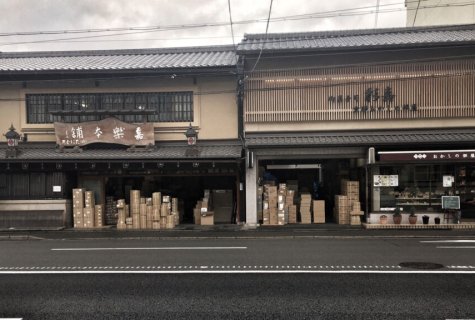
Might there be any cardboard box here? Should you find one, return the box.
[269,207,278,225]
[313,200,325,224]
[94,204,104,227]
[193,208,201,225]
[263,209,270,225]
[288,205,297,224]
[277,210,286,225]
[84,191,95,209]
[201,212,214,225]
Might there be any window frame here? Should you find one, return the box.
[26,92,194,124]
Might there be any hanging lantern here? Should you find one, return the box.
[185,123,198,146]
[4,124,21,158]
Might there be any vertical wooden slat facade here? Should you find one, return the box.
[244,60,475,123]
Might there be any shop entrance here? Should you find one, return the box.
[258,158,365,223]
[104,175,237,224]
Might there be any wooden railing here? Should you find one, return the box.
[244,60,475,123]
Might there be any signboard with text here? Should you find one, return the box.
[373,175,399,187]
[54,117,155,147]
[378,150,475,162]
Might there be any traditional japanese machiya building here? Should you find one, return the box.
[0,46,242,228]
[237,24,475,226]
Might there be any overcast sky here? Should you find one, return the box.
[0,0,407,52]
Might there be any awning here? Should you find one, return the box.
[0,140,243,162]
[245,129,475,148]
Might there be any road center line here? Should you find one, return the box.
[421,240,475,243]
[436,246,475,249]
[51,247,248,251]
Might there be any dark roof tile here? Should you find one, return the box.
[245,129,475,147]
[238,24,475,53]
[0,141,242,161]
[0,45,237,72]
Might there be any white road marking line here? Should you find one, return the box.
[0,318,23,320]
[1,270,474,275]
[51,246,247,251]
[421,240,475,243]
[437,246,475,249]
[0,264,430,272]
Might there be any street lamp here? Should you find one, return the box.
[4,124,21,158]
[185,123,198,146]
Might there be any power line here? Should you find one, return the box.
[0,52,474,87]
[0,71,473,100]
[248,0,274,74]
[0,0,414,38]
[243,49,475,73]
[412,0,422,26]
[0,0,471,48]
[227,0,238,65]
[374,0,381,28]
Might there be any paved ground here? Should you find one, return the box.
[0,274,474,320]
[1,229,474,319]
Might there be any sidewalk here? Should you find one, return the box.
[1,223,475,240]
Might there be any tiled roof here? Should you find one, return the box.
[0,45,237,72]
[0,141,242,161]
[237,24,475,53]
[245,129,475,147]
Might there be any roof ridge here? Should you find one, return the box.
[0,44,236,58]
[243,23,475,41]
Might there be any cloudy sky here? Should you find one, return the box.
[0,0,407,52]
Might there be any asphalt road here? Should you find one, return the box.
[1,237,475,270]
[0,237,474,319]
[0,274,474,320]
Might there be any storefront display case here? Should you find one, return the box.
[371,149,475,221]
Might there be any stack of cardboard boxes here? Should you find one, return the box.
[95,204,104,227]
[112,190,179,230]
[259,182,328,225]
[83,191,95,228]
[72,188,85,228]
[277,184,287,225]
[334,195,349,224]
[313,200,325,224]
[72,188,105,229]
[287,190,297,224]
[262,185,278,225]
[116,199,126,230]
[195,190,214,225]
[333,180,360,225]
[152,192,161,230]
[300,193,312,224]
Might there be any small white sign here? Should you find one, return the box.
[389,175,399,187]
[443,175,454,187]
[53,185,62,192]
[374,175,399,187]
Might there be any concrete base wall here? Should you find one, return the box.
[0,200,72,228]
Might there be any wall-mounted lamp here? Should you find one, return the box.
[4,124,21,158]
[185,123,198,146]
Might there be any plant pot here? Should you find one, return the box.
[422,216,429,225]
[380,215,388,225]
[393,215,402,225]
[408,215,418,225]
[434,217,441,225]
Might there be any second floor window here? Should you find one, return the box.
[26,92,194,124]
